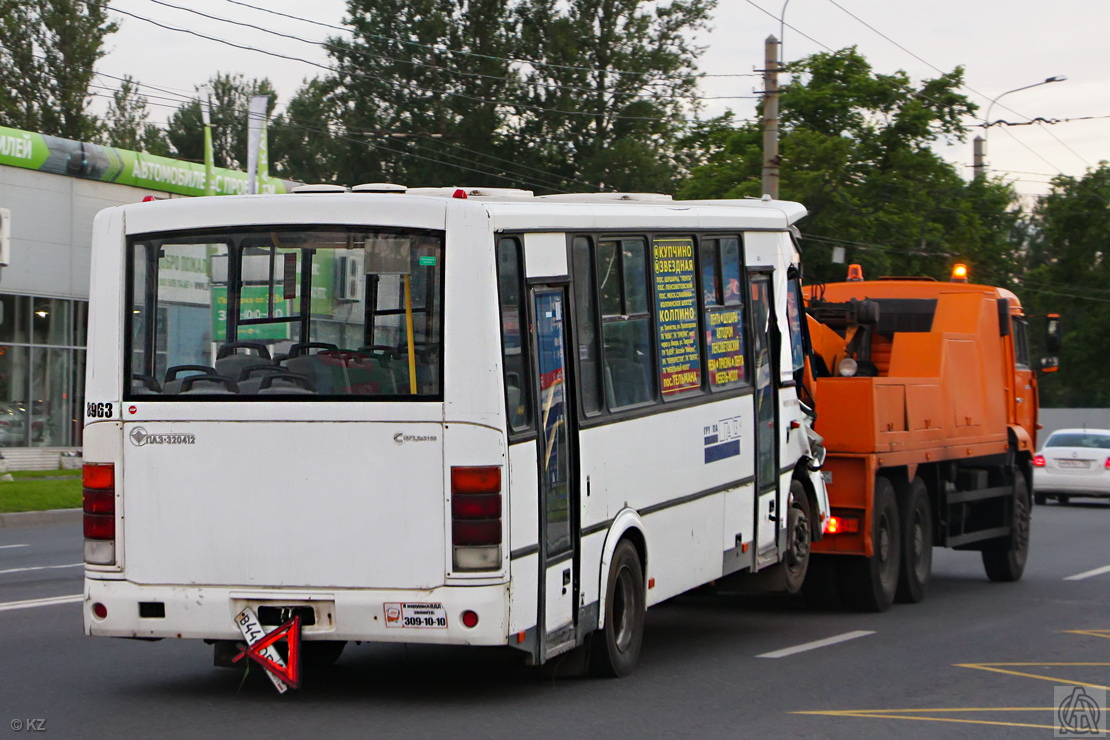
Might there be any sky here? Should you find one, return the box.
[96,0,1110,201]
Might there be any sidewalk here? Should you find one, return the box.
[0,508,82,529]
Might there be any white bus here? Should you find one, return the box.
[82,185,829,679]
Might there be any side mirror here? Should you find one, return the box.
[1045,313,1062,354]
[1039,356,1059,374]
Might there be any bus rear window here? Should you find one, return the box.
[126,227,444,400]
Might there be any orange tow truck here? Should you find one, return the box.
[800,265,1060,611]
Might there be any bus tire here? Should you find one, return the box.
[895,477,932,604]
[783,480,812,595]
[590,539,645,678]
[840,477,900,612]
[982,474,1031,582]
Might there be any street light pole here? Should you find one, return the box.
[973,75,1067,180]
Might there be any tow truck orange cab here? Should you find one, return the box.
[800,264,1061,611]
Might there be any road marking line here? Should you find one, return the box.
[0,544,29,550]
[757,630,875,658]
[0,563,83,576]
[957,662,1110,691]
[0,594,83,612]
[793,708,1056,730]
[1064,565,1110,581]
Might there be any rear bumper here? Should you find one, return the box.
[84,578,510,645]
[1034,471,1110,497]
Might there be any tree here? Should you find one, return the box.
[678,48,1021,285]
[100,74,171,155]
[0,0,117,140]
[327,0,521,188]
[511,0,713,192]
[1019,164,1110,407]
[166,73,277,169]
[269,78,343,184]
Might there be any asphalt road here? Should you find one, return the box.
[2,501,1108,739]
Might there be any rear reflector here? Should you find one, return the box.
[461,610,479,628]
[1033,455,1046,467]
[452,493,501,519]
[84,513,115,540]
[452,519,502,546]
[83,488,114,514]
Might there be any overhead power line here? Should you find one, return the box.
[218,0,759,81]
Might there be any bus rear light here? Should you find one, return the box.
[92,602,108,619]
[83,488,114,514]
[451,493,501,519]
[83,462,116,564]
[1033,455,1046,467]
[452,519,502,546]
[1105,456,1110,470]
[453,545,501,571]
[84,513,115,540]
[825,515,861,535]
[451,466,503,571]
[83,462,114,490]
[451,466,501,494]
[461,610,479,628]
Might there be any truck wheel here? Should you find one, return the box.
[840,478,901,612]
[895,477,933,604]
[782,480,812,595]
[590,540,645,677]
[982,474,1031,582]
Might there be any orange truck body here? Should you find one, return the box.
[803,278,1039,559]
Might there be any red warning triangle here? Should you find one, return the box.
[233,616,301,689]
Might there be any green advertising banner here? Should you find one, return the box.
[0,124,298,197]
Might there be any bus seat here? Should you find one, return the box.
[255,373,315,395]
[215,341,273,381]
[163,365,218,394]
[131,374,161,394]
[238,365,310,394]
[281,343,348,394]
[178,374,238,394]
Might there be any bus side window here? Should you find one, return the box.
[497,237,533,433]
[571,237,602,415]
[599,238,656,409]
[701,237,747,389]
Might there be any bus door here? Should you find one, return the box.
[530,286,579,659]
[749,273,780,567]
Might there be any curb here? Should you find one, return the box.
[0,508,82,529]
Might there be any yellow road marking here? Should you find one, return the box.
[793,708,1057,730]
[795,629,1110,728]
[956,662,1110,691]
[1063,629,1110,640]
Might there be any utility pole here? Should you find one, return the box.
[762,35,781,199]
[972,135,985,180]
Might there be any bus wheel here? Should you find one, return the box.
[982,474,1031,582]
[590,540,645,678]
[840,477,901,612]
[895,477,933,604]
[783,480,812,595]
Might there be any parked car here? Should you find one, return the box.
[0,403,25,446]
[1033,428,1110,505]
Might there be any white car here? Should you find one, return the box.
[1033,428,1110,505]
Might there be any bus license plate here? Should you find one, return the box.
[384,602,448,629]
